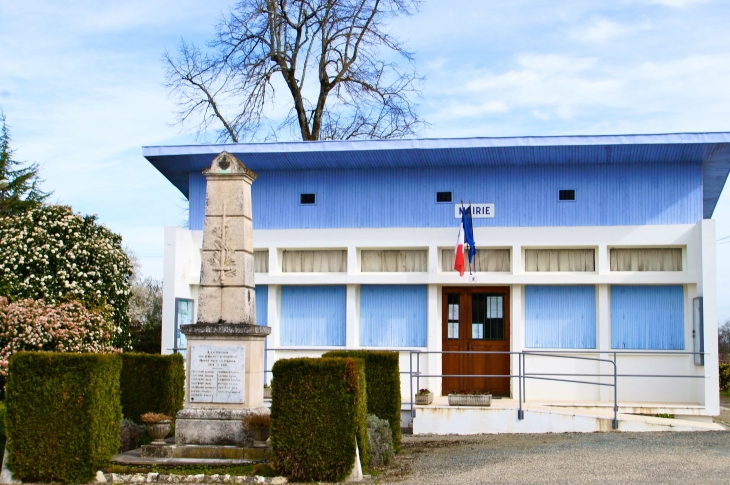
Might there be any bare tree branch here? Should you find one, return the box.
[164,0,424,142]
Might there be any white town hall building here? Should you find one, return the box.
[144,132,730,432]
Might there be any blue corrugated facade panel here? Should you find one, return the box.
[148,133,730,218]
[611,285,685,350]
[189,172,206,231]
[280,285,346,346]
[360,285,428,347]
[255,285,269,381]
[525,286,597,349]
[255,285,268,326]
[189,163,701,230]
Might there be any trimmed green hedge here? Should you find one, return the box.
[270,357,369,482]
[324,350,402,452]
[120,352,185,424]
[0,401,6,451]
[720,363,730,392]
[5,352,122,484]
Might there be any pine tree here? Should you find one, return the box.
[0,112,51,216]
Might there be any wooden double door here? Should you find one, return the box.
[442,287,511,397]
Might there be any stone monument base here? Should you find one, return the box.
[244,445,273,461]
[138,443,272,461]
[175,407,269,446]
[177,322,270,447]
[140,444,245,459]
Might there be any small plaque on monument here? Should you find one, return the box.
[189,345,246,404]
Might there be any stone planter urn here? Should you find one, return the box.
[415,391,434,405]
[249,427,270,447]
[263,386,271,399]
[448,394,492,407]
[147,421,172,444]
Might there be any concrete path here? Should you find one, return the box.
[378,431,730,484]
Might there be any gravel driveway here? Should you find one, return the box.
[377,431,730,485]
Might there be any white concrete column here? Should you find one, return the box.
[597,244,609,275]
[595,280,609,421]
[426,284,441,397]
[597,284,612,401]
[699,219,719,414]
[269,247,280,275]
[597,248,610,405]
[512,245,522,275]
[428,244,439,275]
[161,226,199,355]
[511,285,523,400]
[348,245,359,275]
[346,284,359,348]
[162,227,178,356]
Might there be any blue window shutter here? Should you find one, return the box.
[360,285,427,347]
[255,285,269,382]
[525,285,596,349]
[255,285,268,326]
[280,286,346,346]
[611,285,684,350]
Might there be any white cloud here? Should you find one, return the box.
[514,54,599,74]
[569,17,652,44]
[462,54,623,119]
[436,101,509,120]
[645,0,713,7]
[431,52,730,128]
[427,58,448,71]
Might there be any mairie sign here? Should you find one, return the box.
[454,203,495,219]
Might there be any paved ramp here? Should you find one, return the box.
[413,397,724,434]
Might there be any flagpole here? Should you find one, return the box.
[468,201,473,276]
[461,201,470,276]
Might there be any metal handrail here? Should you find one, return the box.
[408,350,618,428]
[408,350,707,430]
[259,347,705,430]
[524,350,702,354]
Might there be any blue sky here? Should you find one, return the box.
[2,0,730,319]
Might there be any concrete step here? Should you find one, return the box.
[113,452,253,466]
[113,445,271,466]
[141,444,245,459]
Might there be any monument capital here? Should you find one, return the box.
[203,151,257,182]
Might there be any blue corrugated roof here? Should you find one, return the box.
[142,132,730,218]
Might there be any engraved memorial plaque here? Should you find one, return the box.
[189,345,246,403]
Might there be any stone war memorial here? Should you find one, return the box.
[174,151,271,446]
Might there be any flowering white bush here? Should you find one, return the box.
[0,297,118,375]
[0,205,133,348]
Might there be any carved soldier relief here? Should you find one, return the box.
[209,202,237,285]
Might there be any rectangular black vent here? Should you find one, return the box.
[559,189,576,201]
[436,191,452,203]
[300,193,316,205]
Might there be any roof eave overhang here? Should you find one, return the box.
[143,132,730,218]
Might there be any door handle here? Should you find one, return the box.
[467,342,471,352]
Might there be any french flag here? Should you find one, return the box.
[454,218,465,276]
